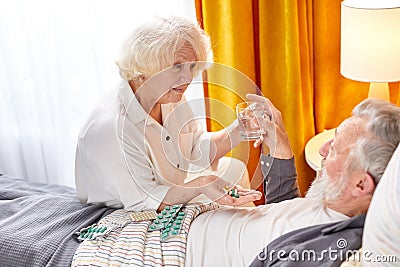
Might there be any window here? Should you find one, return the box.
[0,0,205,187]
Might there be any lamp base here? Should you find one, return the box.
[368,82,390,101]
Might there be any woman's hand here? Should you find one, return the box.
[217,185,262,206]
[246,94,293,159]
[198,175,262,206]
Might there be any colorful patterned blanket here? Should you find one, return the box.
[72,202,218,267]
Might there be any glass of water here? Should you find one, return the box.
[236,101,265,141]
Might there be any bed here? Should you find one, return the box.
[0,173,218,267]
[1,144,399,267]
[0,173,359,267]
[0,174,115,267]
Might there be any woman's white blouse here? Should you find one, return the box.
[75,80,212,211]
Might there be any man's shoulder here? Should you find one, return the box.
[249,213,365,267]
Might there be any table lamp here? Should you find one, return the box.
[340,0,400,101]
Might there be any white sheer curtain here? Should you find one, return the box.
[0,0,204,187]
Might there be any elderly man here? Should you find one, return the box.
[185,96,400,267]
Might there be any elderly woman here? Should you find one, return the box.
[75,17,261,212]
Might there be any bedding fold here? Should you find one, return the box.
[0,175,114,267]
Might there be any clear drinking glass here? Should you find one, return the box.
[236,101,264,140]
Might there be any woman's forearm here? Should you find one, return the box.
[209,120,242,163]
[159,175,217,211]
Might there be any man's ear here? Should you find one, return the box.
[352,172,376,196]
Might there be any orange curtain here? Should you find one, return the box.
[195,0,400,201]
[195,0,264,204]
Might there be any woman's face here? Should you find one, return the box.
[136,42,197,109]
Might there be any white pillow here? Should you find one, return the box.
[362,145,400,266]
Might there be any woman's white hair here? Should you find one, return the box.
[345,98,400,185]
[116,16,213,80]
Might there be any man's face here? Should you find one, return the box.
[306,116,367,202]
[323,117,367,183]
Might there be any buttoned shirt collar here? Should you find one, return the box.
[117,79,156,126]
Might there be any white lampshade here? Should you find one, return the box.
[341,0,400,82]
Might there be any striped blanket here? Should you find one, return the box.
[72,202,218,267]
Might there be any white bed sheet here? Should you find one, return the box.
[186,197,348,267]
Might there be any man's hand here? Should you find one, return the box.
[246,94,293,159]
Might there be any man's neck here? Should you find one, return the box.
[325,195,372,217]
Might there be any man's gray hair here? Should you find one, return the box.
[116,16,213,81]
[346,98,400,184]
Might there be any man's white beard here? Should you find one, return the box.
[305,167,347,203]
